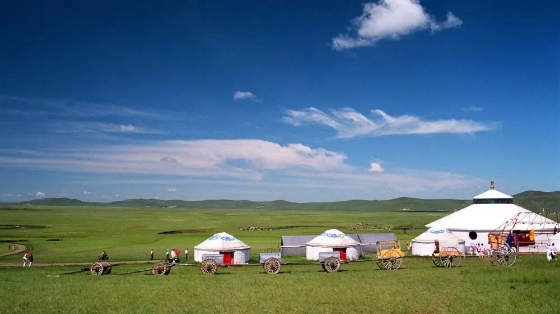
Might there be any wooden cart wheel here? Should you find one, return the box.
[448,249,462,268]
[151,262,169,275]
[263,257,280,275]
[381,250,402,270]
[101,262,112,274]
[200,258,218,275]
[323,256,340,273]
[432,256,442,267]
[501,247,517,267]
[375,259,385,269]
[90,262,104,275]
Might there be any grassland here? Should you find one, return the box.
[0,205,559,314]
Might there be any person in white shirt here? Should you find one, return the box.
[185,248,189,261]
[546,243,557,261]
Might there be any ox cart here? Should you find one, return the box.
[432,239,464,268]
[488,233,518,266]
[375,240,404,270]
[199,251,343,275]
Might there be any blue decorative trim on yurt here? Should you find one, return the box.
[208,235,236,241]
[321,232,344,238]
[429,229,450,234]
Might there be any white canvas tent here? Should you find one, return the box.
[306,229,362,261]
[426,182,558,253]
[547,233,560,251]
[411,228,466,256]
[194,232,251,264]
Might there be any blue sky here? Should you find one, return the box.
[0,0,558,202]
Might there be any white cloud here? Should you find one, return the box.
[332,0,463,50]
[115,194,120,197]
[233,91,259,101]
[0,140,349,181]
[83,191,92,195]
[368,162,384,172]
[120,124,136,132]
[35,191,46,198]
[463,106,484,112]
[283,107,498,138]
[0,139,484,198]
[0,193,14,198]
[167,188,177,192]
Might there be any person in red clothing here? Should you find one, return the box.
[22,252,33,267]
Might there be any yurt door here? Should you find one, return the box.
[221,252,233,265]
[333,248,346,260]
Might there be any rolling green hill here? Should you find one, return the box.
[4,190,559,213]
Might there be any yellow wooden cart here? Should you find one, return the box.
[432,239,463,268]
[376,240,405,270]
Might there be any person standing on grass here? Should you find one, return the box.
[165,249,169,260]
[185,248,189,261]
[150,249,154,260]
[22,253,27,267]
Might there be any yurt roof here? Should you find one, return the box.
[473,189,512,199]
[306,229,361,247]
[412,228,464,243]
[194,232,251,251]
[549,233,560,240]
[426,204,557,231]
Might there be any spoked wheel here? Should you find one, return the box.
[432,255,442,267]
[448,255,462,267]
[151,262,169,275]
[101,262,112,274]
[200,259,218,275]
[500,247,517,266]
[323,256,341,273]
[263,257,281,275]
[90,262,104,275]
[375,259,385,269]
[381,250,402,270]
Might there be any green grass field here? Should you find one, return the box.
[0,206,559,314]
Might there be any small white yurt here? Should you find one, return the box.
[548,233,560,251]
[305,229,362,261]
[194,232,251,265]
[411,228,466,256]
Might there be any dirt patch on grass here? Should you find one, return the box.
[127,225,146,230]
[0,239,29,243]
[0,207,50,212]
[239,225,333,231]
[0,224,47,229]
[158,229,209,235]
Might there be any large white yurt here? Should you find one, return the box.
[193,232,251,265]
[548,233,560,250]
[306,229,362,261]
[426,181,558,253]
[411,228,466,256]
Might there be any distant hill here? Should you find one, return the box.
[4,190,559,213]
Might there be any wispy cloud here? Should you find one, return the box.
[463,106,484,112]
[35,191,46,198]
[0,139,483,197]
[167,188,177,192]
[0,95,166,119]
[282,107,498,138]
[233,91,259,102]
[332,0,463,50]
[83,191,92,195]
